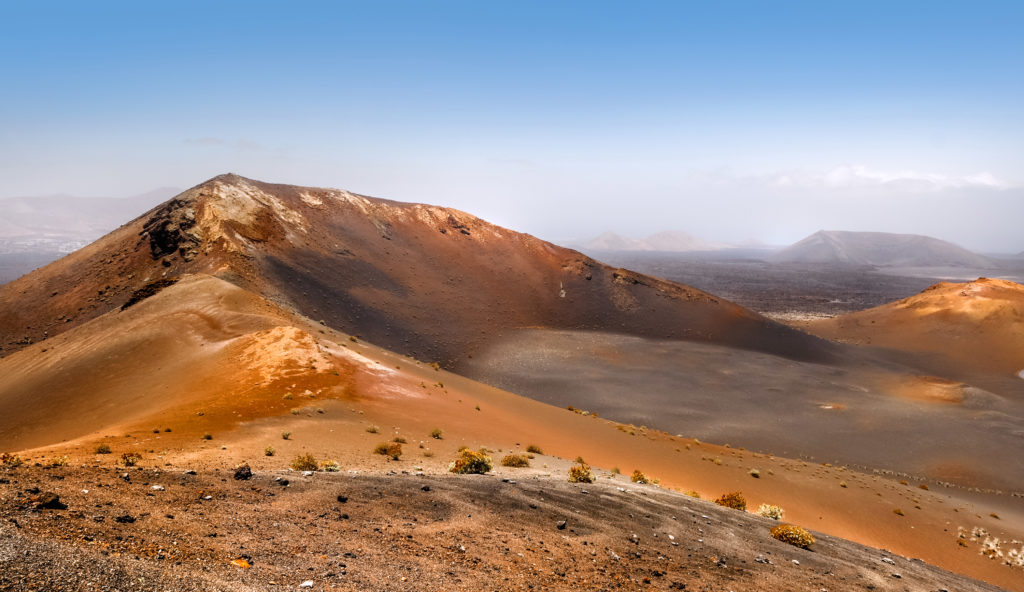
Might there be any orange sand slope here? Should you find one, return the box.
[808,277,1024,377]
[1,274,1022,591]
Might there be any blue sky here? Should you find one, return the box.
[1,1,1022,250]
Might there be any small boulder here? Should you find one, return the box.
[233,464,253,481]
[35,493,67,510]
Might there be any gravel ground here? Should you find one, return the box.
[0,464,1005,591]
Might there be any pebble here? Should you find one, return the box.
[151,485,165,491]
[556,520,567,530]
[299,580,314,588]
[302,471,314,477]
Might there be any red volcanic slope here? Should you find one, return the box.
[0,174,835,365]
[807,277,1024,376]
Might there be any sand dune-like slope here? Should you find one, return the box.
[0,174,834,366]
[807,277,1024,377]
[0,274,1021,589]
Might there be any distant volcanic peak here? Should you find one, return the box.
[773,230,991,267]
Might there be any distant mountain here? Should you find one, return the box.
[0,187,179,283]
[581,230,726,252]
[0,187,180,243]
[772,230,993,267]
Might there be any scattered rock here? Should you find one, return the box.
[34,493,67,510]
[337,495,348,503]
[556,520,567,530]
[114,514,136,524]
[420,485,431,492]
[231,558,251,569]
[299,580,314,588]
[151,485,165,491]
[234,464,252,481]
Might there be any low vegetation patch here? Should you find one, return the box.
[756,504,784,520]
[290,453,318,471]
[49,456,69,468]
[449,449,493,474]
[568,463,594,484]
[374,442,403,460]
[770,524,815,549]
[525,444,543,454]
[429,428,444,439]
[500,453,530,468]
[321,459,340,472]
[120,452,142,467]
[1,453,23,467]
[95,444,112,454]
[366,425,380,434]
[714,491,746,511]
[264,445,276,456]
[630,470,650,484]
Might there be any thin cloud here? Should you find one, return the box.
[818,165,1007,191]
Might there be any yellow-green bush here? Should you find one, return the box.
[449,449,493,474]
[770,524,815,549]
[500,453,530,468]
[714,491,746,511]
[290,453,318,471]
[568,463,594,484]
[630,470,650,484]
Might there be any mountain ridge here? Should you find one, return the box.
[0,174,835,366]
[772,229,993,267]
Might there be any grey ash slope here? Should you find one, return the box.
[772,230,993,267]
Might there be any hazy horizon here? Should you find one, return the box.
[2,1,1023,252]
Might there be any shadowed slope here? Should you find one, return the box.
[0,174,835,366]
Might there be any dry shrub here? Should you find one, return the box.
[568,463,594,484]
[290,453,318,471]
[630,470,650,484]
[449,449,493,474]
[756,504,784,520]
[525,444,543,454]
[714,491,746,511]
[49,456,69,468]
[770,524,815,549]
[95,444,112,454]
[500,454,530,468]
[373,442,402,460]
[429,428,444,440]
[120,452,142,467]
[1,453,24,467]
[321,459,340,472]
